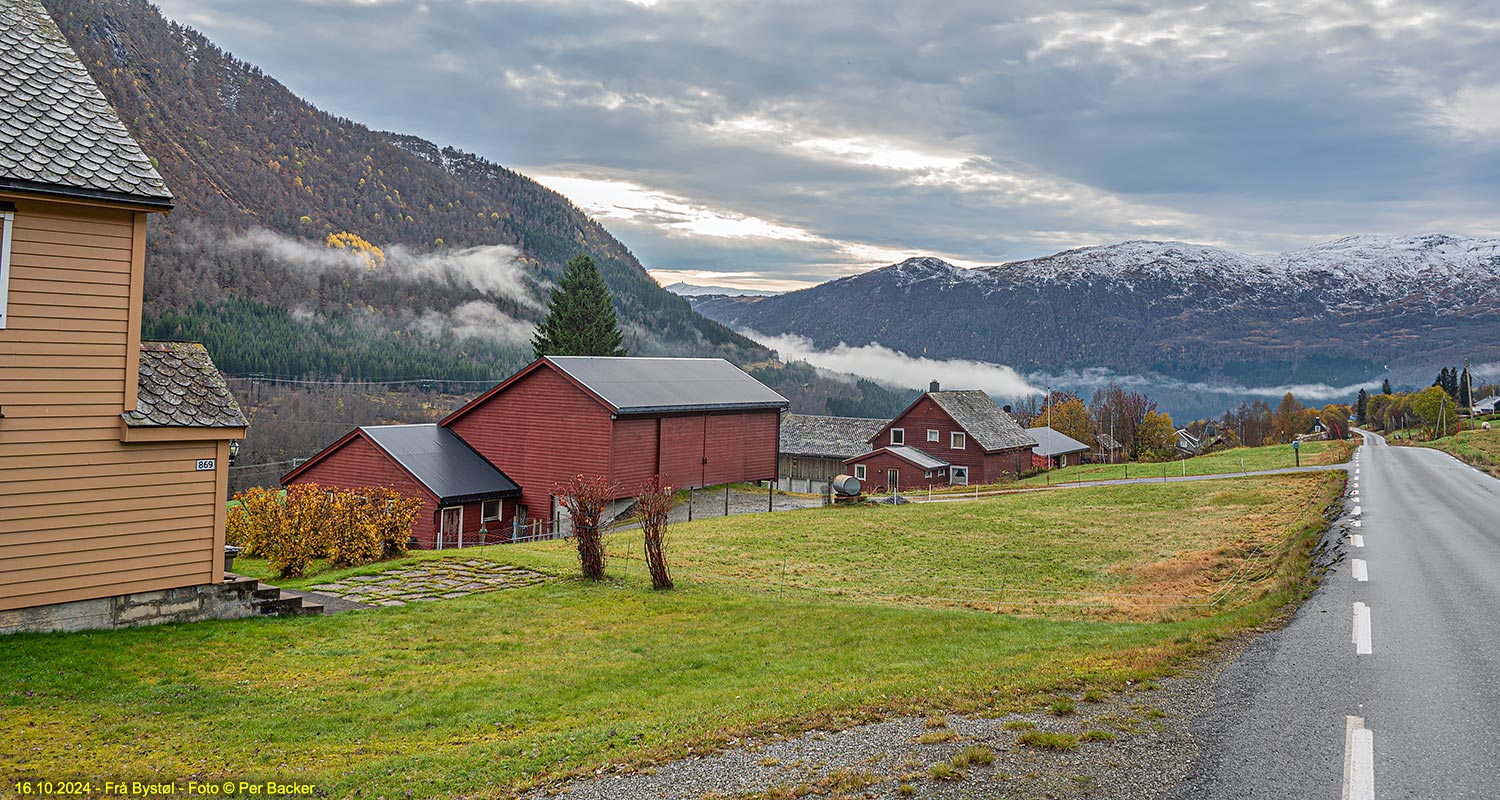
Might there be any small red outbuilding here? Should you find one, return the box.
[282,424,521,549]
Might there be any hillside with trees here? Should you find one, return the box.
[43,0,768,382]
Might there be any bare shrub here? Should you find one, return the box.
[556,474,616,581]
[634,475,675,590]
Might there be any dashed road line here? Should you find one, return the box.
[1343,716,1375,800]
[1352,602,1373,655]
[1353,505,1362,516]
[1352,558,1368,582]
[1352,534,1365,547]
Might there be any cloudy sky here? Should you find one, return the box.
[155,0,1500,291]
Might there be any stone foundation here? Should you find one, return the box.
[0,578,261,635]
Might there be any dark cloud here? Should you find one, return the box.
[155,0,1500,288]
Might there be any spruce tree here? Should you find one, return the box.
[1356,388,1369,423]
[1381,378,1393,395]
[531,254,627,359]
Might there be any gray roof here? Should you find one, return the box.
[547,356,788,415]
[780,414,888,459]
[926,390,1038,452]
[1027,426,1092,457]
[124,341,248,428]
[1475,395,1499,412]
[361,424,520,504]
[885,445,949,470]
[0,0,172,204]
[850,445,949,470]
[1096,432,1124,450]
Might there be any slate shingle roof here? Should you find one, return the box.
[0,0,172,204]
[927,390,1037,452]
[124,341,248,428]
[779,414,889,459]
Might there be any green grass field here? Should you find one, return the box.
[1010,439,1354,487]
[4,473,1342,798]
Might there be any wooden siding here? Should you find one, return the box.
[0,197,232,612]
[283,434,442,548]
[610,416,660,493]
[984,448,1031,482]
[874,396,994,479]
[844,450,950,491]
[657,414,706,489]
[446,366,614,516]
[779,454,846,482]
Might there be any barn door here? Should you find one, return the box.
[887,468,899,493]
[439,506,463,550]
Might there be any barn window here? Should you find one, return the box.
[924,470,931,478]
[482,499,502,521]
[951,432,966,449]
[0,204,12,330]
[951,466,969,485]
[926,429,939,442]
[890,428,905,445]
[854,464,866,480]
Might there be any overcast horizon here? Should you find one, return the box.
[154,0,1500,292]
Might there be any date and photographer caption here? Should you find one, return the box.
[10,780,318,797]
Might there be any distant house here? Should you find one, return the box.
[850,382,1036,487]
[1474,395,1499,415]
[282,424,521,549]
[1174,429,1201,457]
[777,414,887,492]
[2,0,249,633]
[1028,427,1091,469]
[1095,432,1127,463]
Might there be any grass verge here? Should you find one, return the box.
[3,473,1342,798]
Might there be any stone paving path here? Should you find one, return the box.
[307,558,549,607]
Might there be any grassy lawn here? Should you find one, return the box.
[3,473,1342,798]
[1010,439,1354,487]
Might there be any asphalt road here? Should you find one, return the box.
[1167,430,1500,799]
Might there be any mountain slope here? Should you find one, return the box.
[695,235,1500,390]
[43,0,766,379]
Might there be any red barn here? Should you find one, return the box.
[853,383,1036,486]
[442,356,789,526]
[282,424,521,549]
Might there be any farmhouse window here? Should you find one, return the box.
[482,499,502,521]
[951,466,969,485]
[951,432,966,449]
[926,429,939,442]
[890,428,905,445]
[924,471,931,478]
[0,205,11,330]
[854,464,866,480]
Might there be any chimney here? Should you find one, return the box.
[1002,404,1013,413]
[929,380,940,393]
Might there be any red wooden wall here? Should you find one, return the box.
[845,450,950,491]
[447,367,614,516]
[284,434,441,547]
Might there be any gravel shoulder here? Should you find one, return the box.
[524,633,1261,800]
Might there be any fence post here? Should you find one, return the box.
[725,484,730,516]
[689,487,694,522]
[768,483,774,512]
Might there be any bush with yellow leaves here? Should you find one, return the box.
[226,483,423,578]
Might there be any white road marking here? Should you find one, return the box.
[1344,716,1376,800]
[1352,559,1368,582]
[1353,505,1362,516]
[1353,519,1362,528]
[1352,534,1365,547]
[1353,602,1372,655]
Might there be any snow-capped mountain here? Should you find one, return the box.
[690,234,1500,403]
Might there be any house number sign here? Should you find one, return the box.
[195,459,217,471]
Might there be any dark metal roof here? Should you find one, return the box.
[926,390,1037,452]
[546,356,789,415]
[1095,432,1125,451]
[361,424,520,504]
[779,414,888,459]
[1027,426,1092,457]
[0,0,172,204]
[123,341,248,428]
